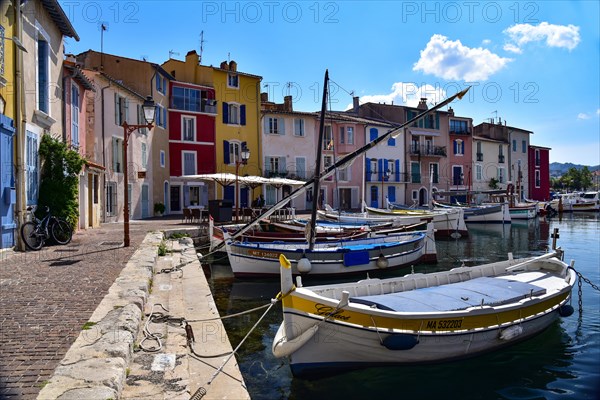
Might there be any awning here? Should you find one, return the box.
[409,129,440,137]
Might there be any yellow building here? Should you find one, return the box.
[162,51,262,207]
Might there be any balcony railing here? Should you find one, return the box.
[409,144,447,157]
[366,171,411,183]
[449,128,471,135]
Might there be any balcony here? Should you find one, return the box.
[449,128,471,135]
[409,144,447,157]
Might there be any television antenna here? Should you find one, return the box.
[169,50,180,59]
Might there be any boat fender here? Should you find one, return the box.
[382,334,419,350]
[559,304,574,317]
[272,324,319,358]
[376,253,389,269]
[499,325,523,340]
[297,256,312,273]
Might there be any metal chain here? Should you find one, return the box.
[568,267,600,315]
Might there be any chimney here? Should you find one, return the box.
[284,95,293,112]
[353,96,359,113]
[448,107,454,116]
[417,98,428,110]
[186,50,199,65]
[220,61,228,69]
[260,92,268,103]
[229,60,237,71]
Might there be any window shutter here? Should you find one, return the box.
[369,128,378,142]
[264,156,270,175]
[395,160,400,182]
[223,140,230,164]
[388,137,395,146]
[378,159,383,181]
[124,99,129,123]
[114,93,119,124]
[278,117,285,135]
[388,186,396,203]
[222,102,229,124]
[263,117,269,134]
[365,158,371,182]
[240,105,246,126]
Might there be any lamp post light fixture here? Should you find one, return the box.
[235,144,251,222]
[122,96,155,247]
[381,169,391,208]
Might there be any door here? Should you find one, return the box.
[339,188,351,210]
[370,186,378,208]
[170,185,181,212]
[240,187,249,208]
[141,184,149,218]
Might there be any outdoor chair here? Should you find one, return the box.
[183,208,192,223]
[191,208,201,223]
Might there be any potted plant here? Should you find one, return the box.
[154,202,166,216]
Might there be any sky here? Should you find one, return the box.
[59,0,600,166]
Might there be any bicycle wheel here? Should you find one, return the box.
[51,219,72,245]
[21,221,44,250]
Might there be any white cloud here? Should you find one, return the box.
[597,108,600,115]
[577,113,591,120]
[503,22,581,52]
[413,34,512,81]
[482,39,491,45]
[348,82,447,110]
[503,43,523,54]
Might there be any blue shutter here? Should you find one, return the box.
[453,140,458,155]
[388,186,396,203]
[378,159,383,181]
[395,160,400,182]
[388,136,395,146]
[222,102,229,124]
[240,105,246,126]
[223,140,230,164]
[369,128,378,142]
[163,107,167,128]
[435,113,439,129]
[365,158,371,182]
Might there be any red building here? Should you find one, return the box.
[168,81,217,210]
[528,145,551,201]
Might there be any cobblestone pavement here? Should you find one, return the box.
[0,217,191,399]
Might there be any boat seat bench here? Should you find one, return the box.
[349,277,546,312]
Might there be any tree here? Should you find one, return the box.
[37,134,85,229]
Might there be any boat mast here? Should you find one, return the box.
[308,70,329,250]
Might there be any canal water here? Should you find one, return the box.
[205,213,600,399]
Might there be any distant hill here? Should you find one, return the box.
[550,162,600,177]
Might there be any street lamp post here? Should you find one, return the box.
[235,144,251,222]
[381,169,391,208]
[122,96,155,247]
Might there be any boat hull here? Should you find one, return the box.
[226,233,428,277]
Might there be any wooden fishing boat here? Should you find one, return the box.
[433,201,511,224]
[364,205,468,237]
[225,225,435,278]
[272,229,576,377]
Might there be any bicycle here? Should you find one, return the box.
[20,206,73,250]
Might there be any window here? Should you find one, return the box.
[430,163,439,184]
[323,126,333,150]
[522,140,527,153]
[450,119,468,133]
[160,150,165,168]
[498,167,505,183]
[265,156,285,176]
[452,166,463,185]
[339,126,345,144]
[267,117,284,134]
[141,143,147,169]
[411,162,420,183]
[338,166,350,181]
[324,155,334,181]
[182,116,195,141]
[476,164,482,181]
[171,86,202,112]
[114,94,128,126]
[37,39,49,113]
[227,73,239,88]
[535,170,541,188]
[156,75,166,95]
[512,139,517,152]
[106,182,117,217]
[26,131,38,205]
[295,157,306,179]
[223,102,245,125]
[294,118,304,136]
[112,137,123,173]
[535,149,541,166]
[155,104,167,128]
[71,85,79,147]
[227,141,241,165]
[453,139,464,155]
[347,127,354,144]
[182,151,197,175]
[388,159,395,177]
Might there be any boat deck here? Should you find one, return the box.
[350,276,547,312]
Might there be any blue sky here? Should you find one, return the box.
[60,1,600,165]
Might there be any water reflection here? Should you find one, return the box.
[205,214,600,400]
